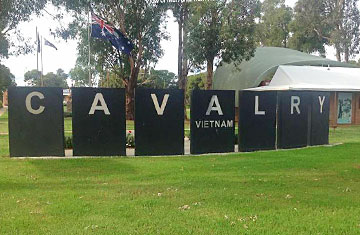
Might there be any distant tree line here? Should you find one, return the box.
[24,69,69,88]
[256,0,360,63]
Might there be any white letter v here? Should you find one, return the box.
[151,94,169,115]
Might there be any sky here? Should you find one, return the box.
[1,0,349,86]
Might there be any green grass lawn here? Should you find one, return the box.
[1,140,360,233]
[329,125,360,144]
[1,111,360,234]
[0,111,8,133]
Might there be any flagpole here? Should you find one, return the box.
[36,27,39,72]
[88,6,91,87]
[41,36,44,87]
[106,70,109,87]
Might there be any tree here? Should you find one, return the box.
[187,0,260,90]
[289,0,328,55]
[0,0,47,93]
[290,0,360,62]
[0,64,16,92]
[52,0,168,119]
[24,68,68,88]
[256,0,293,48]
[138,69,177,89]
[97,68,176,89]
[172,2,192,119]
[349,58,360,66]
[98,70,125,88]
[69,65,90,87]
[0,0,47,59]
[46,68,68,87]
[186,72,206,104]
[24,69,41,86]
[333,0,360,62]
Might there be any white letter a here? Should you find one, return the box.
[89,93,110,115]
[206,95,223,116]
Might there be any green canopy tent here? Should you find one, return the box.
[213,47,358,106]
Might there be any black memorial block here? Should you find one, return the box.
[8,87,64,157]
[135,88,184,156]
[238,91,277,152]
[310,92,330,146]
[72,88,126,156]
[277,91,311,149]
[190,90,235,154]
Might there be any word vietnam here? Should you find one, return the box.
[8,87,329,157]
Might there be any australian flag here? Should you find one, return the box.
[91,12,134,55]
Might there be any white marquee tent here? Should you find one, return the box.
[249,65,360,91]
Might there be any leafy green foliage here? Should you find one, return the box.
[290,0,360,61]
[0,0,47,59]
[52,0,169,119]
[98,71,125,88]
[138,69,177,89]
[0,64,15,93]
[0,34,9,59]
[334,0,360,62]
[64,136,73,149]
[256,0,293,48]
[23,69,41,86]
[0,0,47,92]
[97,68,177,89]
[69,65,90,87]
[289,0,330,55]
[187,0,260,89]
[64,112,72,118]
[24,68,69,88]
[186,72,206,104]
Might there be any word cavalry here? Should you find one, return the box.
[8,87,329,157]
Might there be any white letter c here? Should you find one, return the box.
[25,92,45,115]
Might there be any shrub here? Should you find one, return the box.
[64,112,72,118]
[126,131,135,148]
[185,130,190,139]
[63,132,135,150]
[64,136,73,149]
[0,100,2,108]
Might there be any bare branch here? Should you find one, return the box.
[313,28,331,41]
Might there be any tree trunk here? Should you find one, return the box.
[335,43,342,62]
[344,46,349,63]
[178,9,183,86]
[206,59,214,90]
[125,82,135,120]
[181,49,189,120]
[126,66,140,120]
[177,5,190,120]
